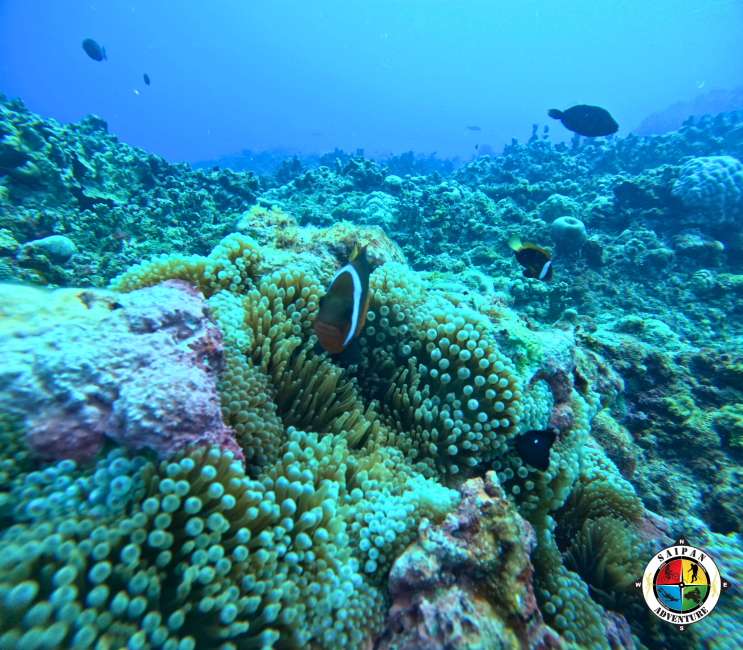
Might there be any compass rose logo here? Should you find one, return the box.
[634,534,732,633]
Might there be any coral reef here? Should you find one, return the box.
[103,228,655,648]
[2,93,743,649]
[378,472,560,650]
[634,86,743,136]
[0,94,260,288]
[550,216,587,253]
[0,280,233,463]
[672,155,743,225]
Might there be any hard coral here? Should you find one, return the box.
[236,204,405,275]
[379,472,560,650]
[672,155,743,226]
[550,216,587,253]
[0,280,236,463]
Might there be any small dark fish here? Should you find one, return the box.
[82,38,106,62]
[475,144,479,149]
[466,126,481,131]
[548,105,618,137]
[514,429,557,471]
[212,166,220,172]
[508,234,552,281]
[143,73,150,85]
[312,132,321,136]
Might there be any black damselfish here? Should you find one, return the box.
[144,73,150,85]
[548,104,618,137]
[514,429,557,471]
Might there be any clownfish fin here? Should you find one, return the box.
[508,234,522,252]
[348,244,369,264]
[339,338,363,365]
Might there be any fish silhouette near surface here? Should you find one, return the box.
[508,234,553,281]
[314,245,371,361]
[82,38,106,61]
[466,126,481,131]
[514,429,557,471]
[548,105,618,137]
[143,73,150,85]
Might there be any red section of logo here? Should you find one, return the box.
[656,559,682,585]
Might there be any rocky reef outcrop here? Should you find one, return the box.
[0,280,235,463]
[378,472,562,650]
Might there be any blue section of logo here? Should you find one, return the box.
[656,585,683,612]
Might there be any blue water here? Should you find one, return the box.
[1,0,741,164]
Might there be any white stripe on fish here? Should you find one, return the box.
[328,263,362,346]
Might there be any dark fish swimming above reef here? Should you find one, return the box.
[514,429,557,471]
[508,234,553,281]
[466,126,481,131]
[143,73,150,85]
[548,104,618,137]
[82,38,106,62]
[314,245,371,357]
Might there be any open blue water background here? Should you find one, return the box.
[0,0,741,164]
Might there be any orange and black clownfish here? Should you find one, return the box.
[314,245,371,362]
[508,234,553,281]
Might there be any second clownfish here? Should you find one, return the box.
[314,245,371,357]
[508,234,553,281]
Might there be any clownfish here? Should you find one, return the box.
[314,245,371,358]
[508,234,553,281]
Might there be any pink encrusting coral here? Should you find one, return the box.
[0,279,242,463]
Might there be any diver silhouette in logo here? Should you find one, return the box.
[687,563,699,583]
[685,587,702,605]
[659,587,679,602]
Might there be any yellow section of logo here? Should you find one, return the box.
[682,559,706,586]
